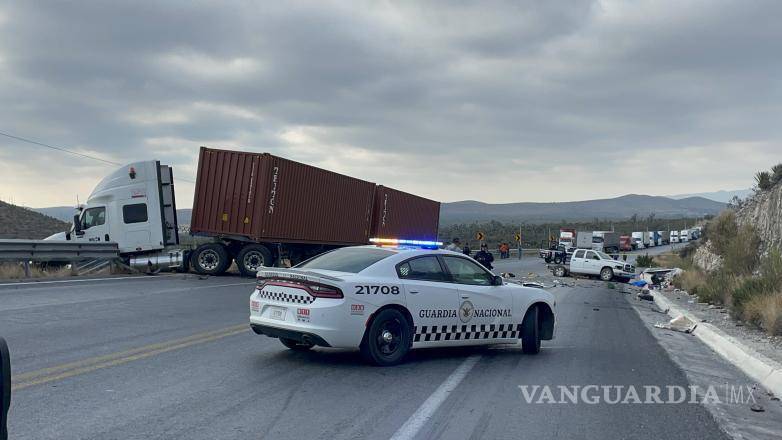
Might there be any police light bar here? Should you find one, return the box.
[369,238,443,247]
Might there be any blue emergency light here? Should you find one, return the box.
[369,238,443,249]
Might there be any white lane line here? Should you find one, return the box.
[389,355,481,440]
[0,275,181,287]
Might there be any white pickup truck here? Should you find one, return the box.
[550,248,636,281]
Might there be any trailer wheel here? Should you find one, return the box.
[191,243,231,275]
[236,244,273,277]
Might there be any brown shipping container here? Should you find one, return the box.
[190,147,376,245]
[371,185,440,241]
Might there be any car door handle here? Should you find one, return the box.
[460,294,470,299]
[409,290,419,294]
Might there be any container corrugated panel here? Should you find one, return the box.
[371,185,440,241]
[190,147,376,245]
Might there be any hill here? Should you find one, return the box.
[35,194,725,227]
[0,201,69,239]
[439,194,725,225]
[667,189,752,203]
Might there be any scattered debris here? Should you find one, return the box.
[654,315,698,333]
[750,404,765,412]
[593,308,600,311]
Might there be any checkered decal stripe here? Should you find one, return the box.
[256,290,314,304]
[413,324,523,342]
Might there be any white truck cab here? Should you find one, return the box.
[679,229,690,242]
[670,231,679,243]
[46,160,180,257]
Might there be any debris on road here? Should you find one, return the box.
[654,315,698,334]
[750,404,765,412]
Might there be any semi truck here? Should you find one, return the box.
[46,147,440,276]
[631,232,645,250]
[558,228,577,248]
[592,231,620,253]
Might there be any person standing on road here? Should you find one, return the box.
[446,238,461,252]
[462,243,471,256]
[474,243,494,269]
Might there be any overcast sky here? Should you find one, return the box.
[0,0,779,208]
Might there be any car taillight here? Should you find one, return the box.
[307,283,343,298]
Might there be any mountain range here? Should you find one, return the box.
[666,189,751,203]
[32,193,724,227]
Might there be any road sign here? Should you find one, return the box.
[514,233,521,242]
[475,231,485,241]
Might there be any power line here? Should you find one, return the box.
[0,130,195,183]
[0,130,122,165]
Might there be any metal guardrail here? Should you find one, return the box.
[0,239,120,261]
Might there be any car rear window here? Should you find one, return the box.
[296,248,395,273]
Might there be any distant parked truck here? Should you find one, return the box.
[680,229,690,242]
[647,231,659,247]
[619,235,633,252]
[576,231,593,249]
[559,228,577,248]
[670,230,680,243]
[592,231,620,253]
[631,232,645,250]
[658,230,669,245]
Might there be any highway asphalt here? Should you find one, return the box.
[0,256,766,439]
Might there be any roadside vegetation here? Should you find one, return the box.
[0,262,74,279]
[673,208,782,335]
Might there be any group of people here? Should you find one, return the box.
[445,237,494,270]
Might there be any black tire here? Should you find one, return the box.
[600,267,614,281]
[360,309,411,366]
[191,243,231,275]
[553,255,563,265]
[544,256,552,264]
[236,244,273,277]
[279,337,314,351]
[521,306,540,354]
[553,266,567,277]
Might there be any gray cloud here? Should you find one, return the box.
[1,0,780,208]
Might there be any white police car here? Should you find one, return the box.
[249,239,556,366]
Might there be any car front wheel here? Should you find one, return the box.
[521,306,540,354]
[361,309,411,366]
[600,267,614,281]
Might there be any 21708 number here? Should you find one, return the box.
[354,285,400,295]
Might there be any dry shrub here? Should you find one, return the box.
[743,293,782,336]
[655,252,692,270]
[0,262,72,279]
[673,269,706,294]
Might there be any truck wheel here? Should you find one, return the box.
[553,255,563,264]
[236,244,273,277]
[553,266,567,277]
[600,267,614,281]
[521,306,540,354]
[544,256,552,264]
[360,309,411,366]
[191,243,230,275]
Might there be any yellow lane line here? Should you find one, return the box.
[12,324,249,391]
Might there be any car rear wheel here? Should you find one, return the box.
[553,266,567,277]
[600,267,614,281]
[279,337,314,351]
[553,255,563,264]
[521,306,540,354]
[236,244,273,277]
[544,256,552,263]
[361,309,411,366]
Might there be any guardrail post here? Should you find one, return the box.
[70,260,78,276]
[23,261,31,278]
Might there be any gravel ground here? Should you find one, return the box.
[657,287,782,366]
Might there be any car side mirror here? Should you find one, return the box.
[492,275,503,286]
[1,337,10,440]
